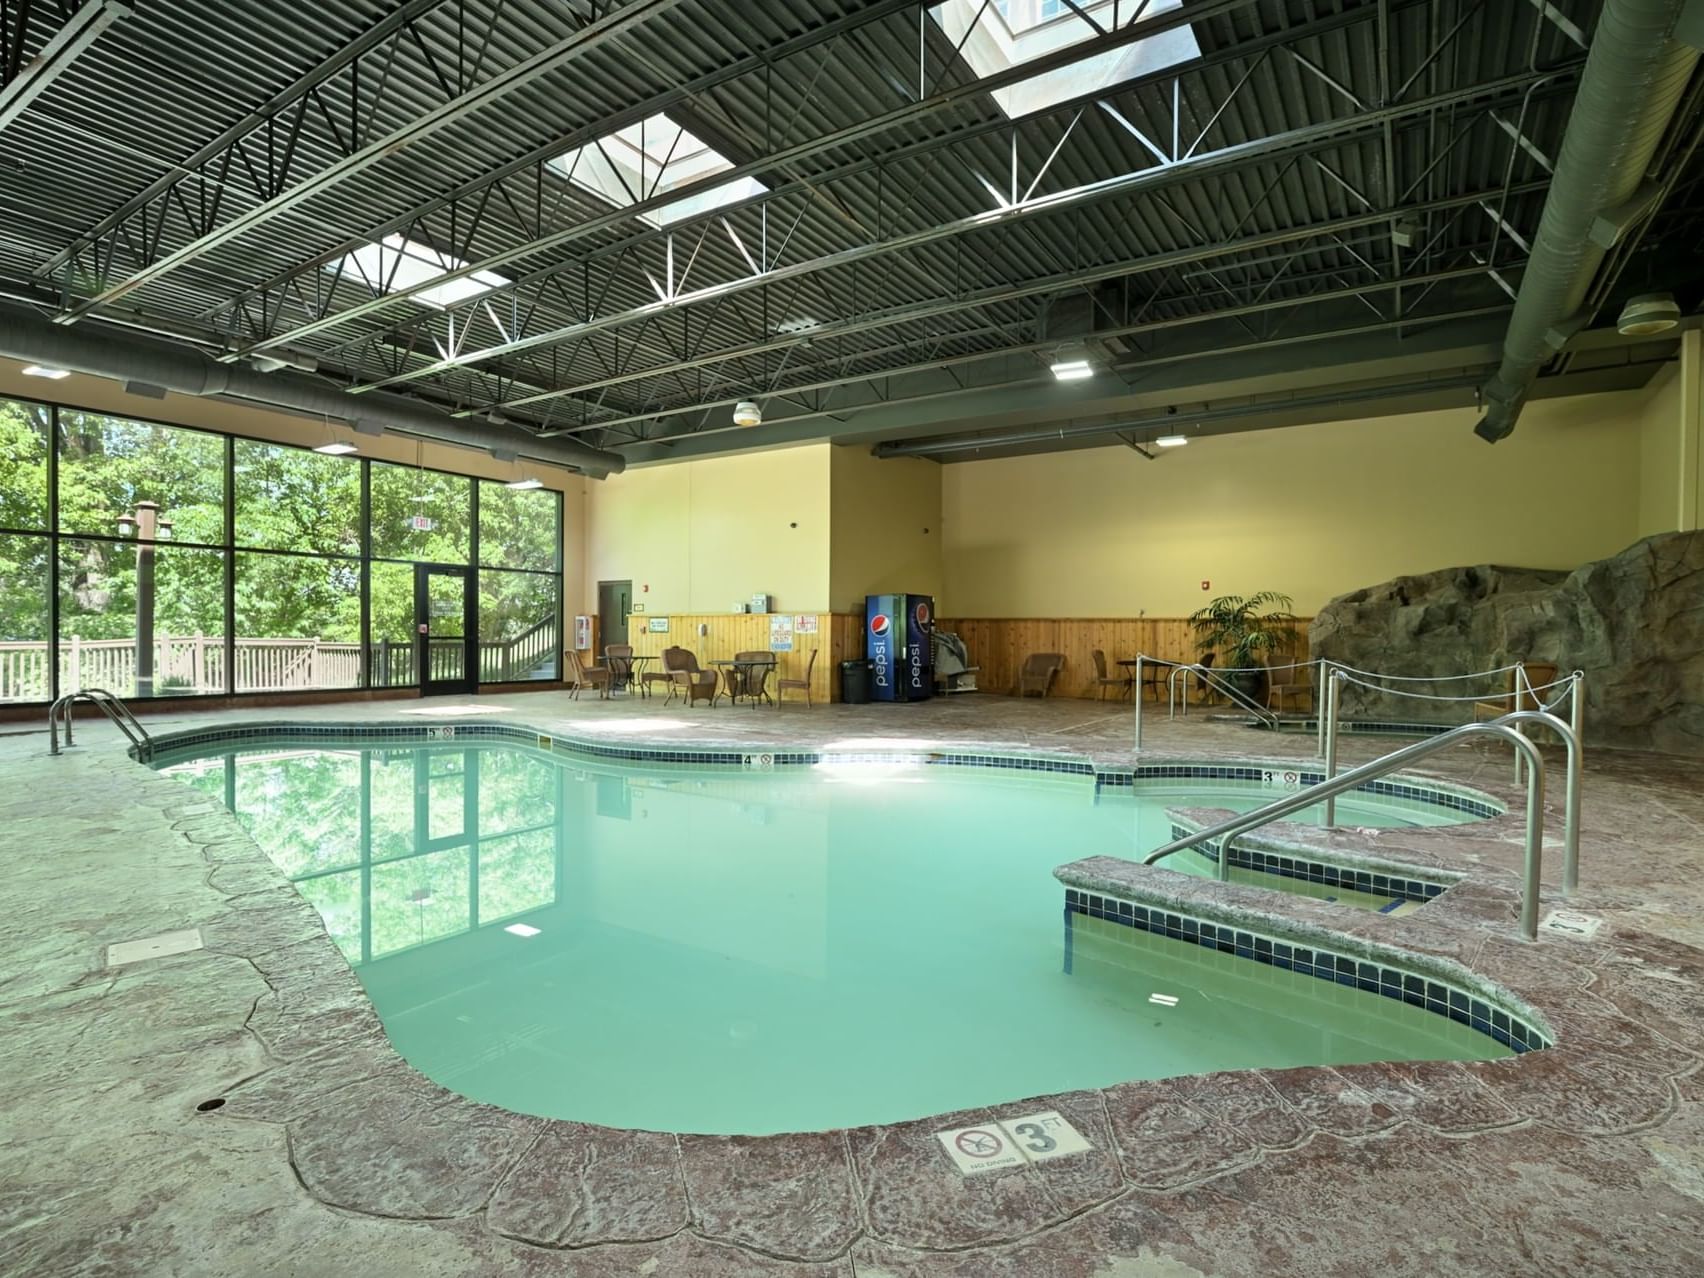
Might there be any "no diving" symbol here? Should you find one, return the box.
[954,1129,1004,1159]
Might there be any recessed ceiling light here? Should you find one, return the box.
[1155,435,1189,447]
[505,477,544,490]
[22,364,70,379]
[504,923,541,938]
[313,442,359,456]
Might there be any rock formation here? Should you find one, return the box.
[1309,531,1704,754]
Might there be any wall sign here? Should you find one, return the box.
[794,614,819,634]
[769,615,794,651]
[648,616,670,633]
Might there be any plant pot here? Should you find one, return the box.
[1222,669,1266,707]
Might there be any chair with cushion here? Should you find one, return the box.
[1090,649,1131,701]
[567,649,611,700]
[776,648,818,707]
[663,646,718,707]
[1017,652,1065,697]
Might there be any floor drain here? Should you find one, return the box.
[197,1098,226,1112]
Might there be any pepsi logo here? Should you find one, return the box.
[914,601,931,625]
[869,614,890,637]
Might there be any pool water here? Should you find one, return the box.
[159,740,1504,1133]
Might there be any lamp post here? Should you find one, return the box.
[117,501,173,697]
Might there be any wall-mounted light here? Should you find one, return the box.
[733,400,762,426]
[1049,341,1093,381]
[22,364,70,379]
[1154,434,1189,448]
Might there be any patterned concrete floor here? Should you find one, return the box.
[2,689,1702,1276]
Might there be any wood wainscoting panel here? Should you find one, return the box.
[935,618,1312,700]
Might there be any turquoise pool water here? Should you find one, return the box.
[158,740,1505,1133]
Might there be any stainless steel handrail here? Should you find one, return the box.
[1141,715,1549,940]
[1165,662,1280,728]
[49,687,153,758]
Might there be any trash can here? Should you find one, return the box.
[840,658,872,704]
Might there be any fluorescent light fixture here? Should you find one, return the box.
[1051,359,1093,381]
[504,923,541,938]
[313,441,359,456]
[22,364,70,379]
[1154,434,1189,448]
[1148,993,1180,1006]
[504,477,545,490]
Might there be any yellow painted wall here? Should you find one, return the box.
[940,391,1647,617]
[1637,363,1684,539]
[827,445,944,611]
[0,360,590,607]
[583,445,831,614]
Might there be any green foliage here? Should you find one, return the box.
[0,398,564,690]
[1187,591,1298,668]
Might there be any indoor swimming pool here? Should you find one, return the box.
[157,734,1512,1134]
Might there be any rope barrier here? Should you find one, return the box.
[1336,671,1579,703]
[1327,661,1524,683]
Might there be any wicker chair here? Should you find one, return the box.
[730,650,776,705]
[776,648,818,707]
[1090,649,1131,701]
[567,649,612,700]
[640,649,676,698]
[662,646,718,707]
[1017,652,1065,697]
[604,643,635,693]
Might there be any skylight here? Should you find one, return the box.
[932,0,1199,119]
[328,234,508,309]
[548,113,766,227]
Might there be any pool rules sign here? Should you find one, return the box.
[935,1110,1092,1175]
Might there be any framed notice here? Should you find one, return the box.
[648,616,670,633]
[769,615,794,651]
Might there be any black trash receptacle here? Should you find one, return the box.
[840,658,872,704]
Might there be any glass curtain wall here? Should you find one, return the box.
[0,394,564,704]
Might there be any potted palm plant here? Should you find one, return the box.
[1187,592,1298,705]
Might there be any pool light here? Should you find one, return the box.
[505,923,541,938]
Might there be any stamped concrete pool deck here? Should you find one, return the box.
[3,690,1703,1276]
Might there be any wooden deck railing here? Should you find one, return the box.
[0,618,558,701]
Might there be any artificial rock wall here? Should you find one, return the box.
[1309,531,1704,754]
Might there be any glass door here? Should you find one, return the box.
[414,564,476,696]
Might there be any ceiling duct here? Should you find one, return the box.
[1474,0,1703,443]
[1038,284,1133,358]
[0,303,625,477]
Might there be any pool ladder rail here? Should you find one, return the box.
[1140,709,1578,942]
[48,688,154,759]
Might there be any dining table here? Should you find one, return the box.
[1117,657,1180,702]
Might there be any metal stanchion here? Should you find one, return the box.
[1322,669,1343,828]
[1133,655,1144,751]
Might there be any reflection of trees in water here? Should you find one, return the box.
[176,745,561,964]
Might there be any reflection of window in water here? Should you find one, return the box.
[196,745,563,965]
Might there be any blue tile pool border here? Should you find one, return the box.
[1161,822,1452,904]
[1062,887,1549,1055]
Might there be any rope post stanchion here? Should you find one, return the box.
[1315,659,1329,758]
[1570,669,1585,769]
[1323,669,1343,828]
[1133,655,1144,751]
[1512,662,1529,786]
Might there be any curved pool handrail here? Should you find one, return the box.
[1141,715,1548,940]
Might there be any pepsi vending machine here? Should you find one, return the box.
[865,594,934,702]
